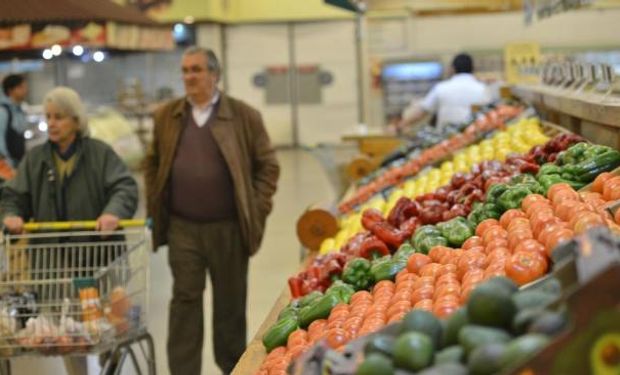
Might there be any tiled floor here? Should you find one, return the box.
[12,148,338,375]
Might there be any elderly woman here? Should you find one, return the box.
[1,86,138,233]
[0,86,138,375]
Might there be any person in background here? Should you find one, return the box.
[397,53,492,133]
[0,74,29,167]
[144,47,280,375]
[0,86,138,375]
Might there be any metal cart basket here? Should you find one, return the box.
[0,220,155,375]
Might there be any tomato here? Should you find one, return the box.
[435,272,459,288]
[606,184,620,201]
[436,263,458,278]
[395,269,410,284]
[391,289,413,303]
[484,238,509,254]
[419,262,442,278]
[484,266,507,280]
[545,228,575,257]
[521,194,549,212]
[394,280,415,293]
[525,200,553,218]
[482,226,508,245]
[592,172,613,194]
[440,249,463,265]
[307,319,327,340]
[461,268,484,286]
[410,284,434,305]
[457,251,487,280]
[553,199,585,222]
[500,209,527,229]
[513,238,546,257]
[505,250,548,286]
[350,290,372,305]
[486,247,511,264]
[373,280,395,294]
[413,276,435,289]
[386,300,412,318]
[434,282,461,299]
[326,328,349,349]
[462,236,483,250]
[433,302,459,318]
[537,223,568,246]
[547,183,574,202]
[508,228,534,251]
[603,177,620,201]
[531,214,560,238]
[572,211,605,234]
[413,299,433,311]
[476,218,500,237]
[551,189,580,208]
[387,312,406,324]
[507,217,531,232]
[407,253,432,275]
[428,246,451,263]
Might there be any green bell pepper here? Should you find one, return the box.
[497,185,533,212]
[418,235,449,255]
[439,217,474,248]
[263,315,299,352]
[537,163,562,178]
[298,293,340,328]
[485,183,509,204]
[370,256,407,282]
[582,144,611,160]
[412,225,442,250]
[565,142,590,162]
[325,280,356,304]
[394,243,416,261]
[538,174,586,193]
[342,258,373,291]
[277,305,299,321]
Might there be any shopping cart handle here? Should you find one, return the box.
[22,219,147,232]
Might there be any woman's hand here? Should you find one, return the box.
[96,214,120,232]
[3,216,24,234]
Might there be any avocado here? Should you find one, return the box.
[434,345,464,364]
[528,311,568,336]
[443,308,469,347]
[393,332,434,371]
[458,325,512,355]
[416,363,468,375]
[468,343,507,375]
[501,333,550,370]
[467,281,517,329]
[364,334,396,357]
[512,290,558,311]
[401,310,443,349]
[485,276,518,295]
[512,308,545,335]
[356,352,395,375]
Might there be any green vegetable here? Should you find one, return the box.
[370,256,407,282]
[537,163,562,177]
[582,144,610,160]
[262,316,299,352]
[439,217,474,247]
[298,293,340,328]
[356,352,394,375]
[510,173,538,185]
[537,174,585,193]
[565,142,589,162]
[418,235,449,255]
[298,291,323,308]
[326,280,355,303]
[572,150,620,182]
[342,258,373,291]
[394,243,416,261]
[485,183,509,203]
[412,225,442,249]
[393,332,435,371]
[277,305,298,321]
[497,186,532,212]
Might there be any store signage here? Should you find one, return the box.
[504,42,541,84]
[0,23,107,51]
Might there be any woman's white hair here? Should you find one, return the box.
[43,86,89,136]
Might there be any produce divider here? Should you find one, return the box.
[234,91,620,374]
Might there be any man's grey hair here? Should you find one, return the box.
[43,86,89,136]
[183,46,221,81]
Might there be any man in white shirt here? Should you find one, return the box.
[398,53,491,132]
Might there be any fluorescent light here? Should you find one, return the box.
[42,49,53,60]
[24,130,33,139]
[93,51,105,63]
[38,121,48,132]
[51,44,62,56]
[72,45,84,56]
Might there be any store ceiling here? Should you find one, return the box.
[0,0,158,26]
[366,0,523,15]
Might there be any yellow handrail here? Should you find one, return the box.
[22,219,146,232]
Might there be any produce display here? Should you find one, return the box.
[338,105,525,214]
[254,105,620,375]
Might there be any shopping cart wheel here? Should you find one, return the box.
[100,332,156,375]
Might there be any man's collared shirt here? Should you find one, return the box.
[188,91,220,127]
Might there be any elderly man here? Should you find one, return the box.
[144,47,280,374]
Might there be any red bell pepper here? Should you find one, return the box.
[359,236,390,260]
[288,277,303,298]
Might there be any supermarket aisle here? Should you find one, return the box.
[12,148,336,375]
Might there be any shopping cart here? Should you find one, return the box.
[0,220,155,375]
